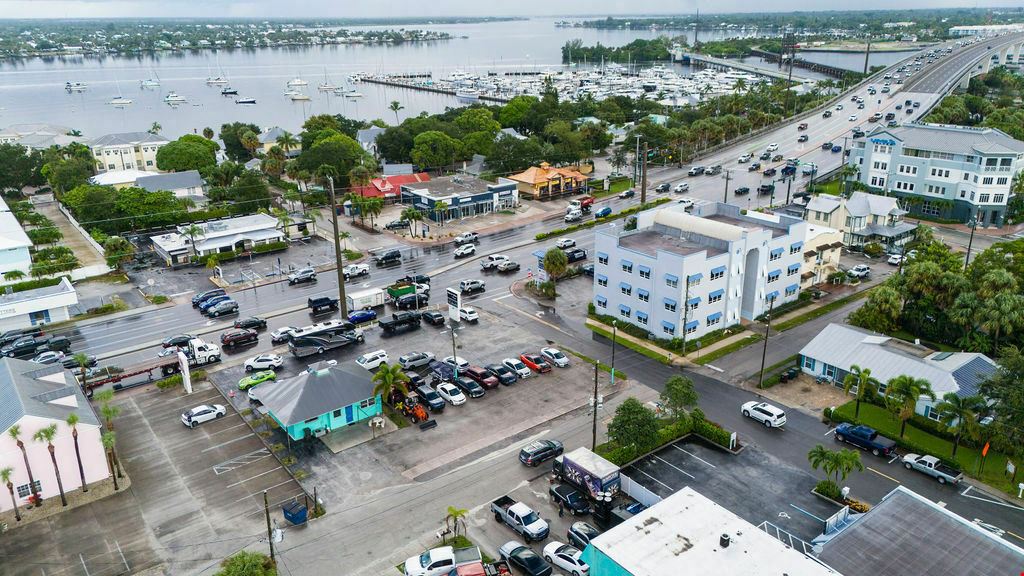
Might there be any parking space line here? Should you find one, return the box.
[201,435,254,453]
[959,486,1024,511]
[492,294,512,301]
[630,467,675,491]
[652,455,695,480]
[867,466,901,484]
[225,466,283,488]
[824,428,836,436]
[206,422,250,437]
[671,444,716,468]
[213,448,271,475]
[240,492,308,519]
[226,478,296,506]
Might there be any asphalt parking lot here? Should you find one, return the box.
[621,436,840,542]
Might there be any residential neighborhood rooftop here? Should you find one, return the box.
[135,170,204,193]
[0,196,32,251]
[90,131,169,146]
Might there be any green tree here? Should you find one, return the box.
[610,146,630,174]
[275,130,298,155]
[297,134,369,186]
[215,551,277,576]
[271,208,293,237]
[979,345,1024,459]
[935,392,985,458]
[375,127,414,163]
[444,505,468,541]
[149,121,162,135]
[7,424,37,501]
[485,134,545,174]
[454,107,501,136]
[542,247,569,311]
[885,375,935,438]
[660,375,698,421]
[33,424,67,507]
[101,431,119,491]
[371,363,409,405]
[240,131,261,158]
[607,397,659,455]
[65,412,88,493]
[202,127,215,140]
[411,131,461,170]
[219,122,261,162]
[842,365,880,419]
[401,207,424,235]
[348,165,372,193]
[498,95,539,134]
[156,139,217,172]
[1,466,20,521]
[389,101,404,125]
[41,157,92,195]
[3,270,25,281]
[223,170,273,215]
[0,143,38,194]
[808,444,863,497]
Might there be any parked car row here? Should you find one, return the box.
[192,288,240,318]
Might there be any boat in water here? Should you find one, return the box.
[318,68,337,92]
[235,97,256,105]
[108,96,133,106]
[206,76,229,85]
[164,91,187,104]
[341,90,364,98]
[289,93,311,101]
[65,81,87,92]
[140,78,160,88]
[221,87,239,95]
[286,78,308,87]
[455,89,480,101]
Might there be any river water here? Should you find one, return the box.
[0,18,900,139]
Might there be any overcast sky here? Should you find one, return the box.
[0,1,1021,19]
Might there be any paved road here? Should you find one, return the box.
[904,32,1024,94]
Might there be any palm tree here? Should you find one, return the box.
[65,412,87,493]
[834,448,864,484]
[33,424,66,507]
[338,231,352,251]
[434,201,450,227]
[936,392,986,458]
[389,101,404,125]
[364,197,384,228]
[4,270,25,281]
[979,291,1024,353]
[181,224,205,259]
[885,375,935,438]
[371,363,409,406]
[275,130,298,155]
[348,165,372,195]
[240,130,261,158]
[94,390,123,477]
[807,444,838,483]
[148,121,162,135]
[1,466,20,521]
[202,127,215,140]
[839,164,860,196]
[543,247,569,312]
[7,425,38,502]
[401,207,424,236]
[272,208,293,238]
[101,432,119,491]
[842,365,880,419]
[444,505,468,541]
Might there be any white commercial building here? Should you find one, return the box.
[0,277,79,330]
[0,196,33,279]
[90,131,169,174]
[948,24,1024,37]
[150,214,285,266]
[581,486,838,575]
[592,203,808,340]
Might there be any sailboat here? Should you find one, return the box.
[341,89,364,98]
[206,56,228,85]
[287,77,308,87]
[289,92,311,101]
[318,68,337,92]
[108,74,132,106]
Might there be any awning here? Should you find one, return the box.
[804,250,818,258]
[770,247,785,256]
[596,295,607,305]
[597,274,607,282]
[769,269,782,277]
[766,290,780,299]
[709,289,725,298]
[662,320,676,330]
[620,259,633,268]
[619,282,631,290]
[790,241,804,251]
[788,263,801,272]
[687,297,701,306]
[707,312,723,322]
[663,298,677,307]
[637,311,648,320]
[597,251,608,260]
[710,265,727,275]
[665,274,679,283]
[638,265,651,274]
[687,273,703,282]
[787,284,799,292]
[638,289,650,298]
[685,320,699,330]
[619,304,631,314]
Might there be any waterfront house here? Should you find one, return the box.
[259,361,382,442]
[0,123,83,150]
[356,127,387,158]
[508,163,590,201]
[0,358,107,512]
[90,131,169,174]
[258,126,301,157]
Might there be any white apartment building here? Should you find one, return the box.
[593,203,808,340]
[90,131,169,174]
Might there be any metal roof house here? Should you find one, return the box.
[149,213,285,267]
[799,323,998,420]
[803,192,917,249]
[259,361,382,442]
[135,170,207,203]
[814,486,1023,576]
[580,486,838,576]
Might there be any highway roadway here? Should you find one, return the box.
[904,32,1024,94]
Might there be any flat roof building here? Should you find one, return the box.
[400,175,518,223]
[581,486,838,576]
[0,277,79,331]
[150,213,285,267]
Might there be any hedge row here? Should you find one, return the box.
[156,370,208,390]
[596,409,735,466]
[534,198,671,241]
[252,241,289,254]
[5,276,64,293]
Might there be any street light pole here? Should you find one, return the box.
[610,320,618,387]
[591,362,599,450]
[449,327,459,379]
[757,296,776,389]
[722,169,732,203]
[964,217,978,273]
[326,175,349,318]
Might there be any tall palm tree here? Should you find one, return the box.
[348,165,372,195]
[365,197,384,228]
[834,448,864,484]
[842,364,880,419]
[807,444,838,483]
[389,101,404,125]
[445,505,468,540]
[371,363,409,406]
[338,231,352,251]
[181,224,205,259]
[101,432,119,491]
[202,127,215,140]
[275,130,298,155]
[149,121,162,135]
[7,425,38,502]
[33,424,66,507]
[1,466,20,521]
[543,247,569,312]
[240,130,261,158]
[936,392,986,458]
[434,201,450,227]
[272,208,293,238]
[885,375,936,438]
[65,412,87,493]
[979,291,1024,353]
[94,390,123,477]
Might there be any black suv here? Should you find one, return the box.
[220,329,258,348]
[454,376,486,398]
[2,337,46,358]
[414,384,445,412]
[41,336,70,353]
[564,248,587,264]
[485,363,517,386]
[233,317,267,331]
[375,249,402,266]
[654,183,670,193]
[518,439,564,466]
[395,293,429,310]
[401,274,431,285]
[421,310,446,326]
[308,297,340,314]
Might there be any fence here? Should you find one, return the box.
[57,202,106,255]
[619,472,662,508]
[823,505,853,534]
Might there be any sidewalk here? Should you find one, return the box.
[924,218,1024,237]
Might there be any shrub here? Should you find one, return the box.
[815,479,842,500]
[252,241,289,254]
[693,418,732,448]
[148,294,169,304]
[863,242,884,258]
[7,276,64,293]
[343,249,363,260]
[154,369,208,390]
[90,229,110,245]
[28,227,62,245]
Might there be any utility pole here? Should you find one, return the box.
[757,296,776,389]
[640,142,649,205]
[633,135,641,187]
[785,176,794,205]
[610,321,618,387]
[785,33,796,116]
[591,362,599,450]
[326,176,348,318]
[264,490,275,563]
[863,36,872,75]
[723,169,732,203]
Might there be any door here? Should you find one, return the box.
[344,404,354,424]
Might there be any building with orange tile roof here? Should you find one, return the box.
[508,162,590,201]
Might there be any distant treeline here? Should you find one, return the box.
[562,37,677,64]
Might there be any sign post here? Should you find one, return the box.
[446,287,461,322]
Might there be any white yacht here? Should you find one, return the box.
[65,82,87,92]
[287,78,308,87]
[341,90,364,98]
[139,77,160,88]
[108,96,133,106]
[455,89,480,101]
[289,92,311,101]
[205,76,228,85]
[164,92,187,103]
[235,97,256,105]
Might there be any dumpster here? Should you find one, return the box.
[282,500,308,525]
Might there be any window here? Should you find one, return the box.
[824,364,837,379]
[802,356,816,370]
[997,177,1009,186]
[666,276,678,288]
[17,480,41,498]
[710,268,725,281]
[921,201,941,216]
[982,177,994,185]
[107,164,115,169]
[870,176,886,188]
[663,323,675,336]
[929,168,950,178]
[960,190,966,198]
[620,284,632,296]
[29,310,50,326]
[708,291,723,304]
[621,261,633,273]
[598,253,608,265]
[924,405,942,422]
[790,243,802,255]
[963,172,971,181]
[685,323,697,335]
[872,161,888,171]
[304,417,318,424]
[979,194,990,203]
[994,194,1005,203]
[638,289,649,302]
[619,307,630,319]
[872,143,891,154]
[687,299,699,311]
[785,285,798,296]
[895,181,915,192]
[359,397,375,408]
[767,272,780,283]
[974,175,979,183]
[637,312,648,326]
[664,299,677,312]
[687,275,701,287]
[596,297,607,309]
[926,184,946,195]
[898,164,918,175]
[639,267,651,279]
[333,409,343,418]
[597,275,607,287]
[769,250,782,262]
[707,316,721,327]
[146,160,153,166]
[787,265,799,276]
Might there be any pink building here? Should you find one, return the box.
[0,359,108,511]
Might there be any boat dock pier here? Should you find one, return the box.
[358,75,511,103]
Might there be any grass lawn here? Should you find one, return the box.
[833,402,1019,496]
[562,347,628,380]
[587,323,670,364]
[774,287,874,332]
[592,177,633,198]
[693,335,763,365]
[759,354,800,388]
[809,180,842,196]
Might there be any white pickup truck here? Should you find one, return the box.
[902,454,963,485]
[403,545,482,576]
[491,495,550,542]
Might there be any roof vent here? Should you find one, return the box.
[720,533,730,548]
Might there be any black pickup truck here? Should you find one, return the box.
[379,311,421,335]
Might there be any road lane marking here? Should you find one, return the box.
[705,364,724,373]
[630,466,674,490]
[653,455,695,479]
[867,466,901,484]
[824,428,836,436]
[1006,530,1024,543]
[492,294,512,301]
[671,444,716,468]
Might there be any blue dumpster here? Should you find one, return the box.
[282,500,308,525]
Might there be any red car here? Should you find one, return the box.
[220,329,258,348]
[463,365,500,389]
[520,353,552,373]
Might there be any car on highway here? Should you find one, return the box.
[548,485,591,515]
[763,167,777,177]
[453,231,479,245]
[822,110,833,118]
[233,317,267,331]
[797,134,809,142]
[758,184,775,195]
[797,122,808,130]
[459,279,485,294]
[566,521,601,550]
[244,353,283,371]
[220,328,257,348]
[343,263,370,280]
[887,254,906,265]
[480,254,510,270]
[821,141,834,150]
[555,238,576,249]
[618,189,635,199]
[887,119,899,127]
[654,183,670,193]
[540,347,569,368]
[238,370,276,390]
[677,198,694,210]
[162,333,196,348]
[747,161,761,172]
[542,542,588,576]
[847,264,870,278]
[484,363,517,386]
[703,165,722,176]
[801,164,817,176]
[520,353,552,373]
[738,153,752,163]
[594,206,612,218]
[459,307,479,323]
[206,299,239,317]
[30,350,64,365]
[687,166,704,176]
[564,209,582,222]
[564,248,587,263]
[741,401,787,428]
[831,145,843,153]
[766,142,779,151]
[673,182,689,193]
[496,260,521,273]
[399,351,435,369]
[287,267,317,285]
[835,104,843,111]
[848,114,858,121]
[851,129,865,138]
[758,151,771,161]
[181,404,226,428]
[454,375,486,398]
[374,249,402,266]
[519,439,563,466]
[503,357,533,379]
[61,354,97,370]
[781,165,796,177]
[395,293,429,310]
[349,308,378,324]
[734,186,750,196]
[498,541,552,576]
[270,326,298,343]
[435,382,467,406]
[857,102,865,110]
[453,244,476,258]
[355,350,388,371]
[422,310,446,326]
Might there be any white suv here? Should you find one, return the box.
[741,401,786,428]
[355,350,389,370]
